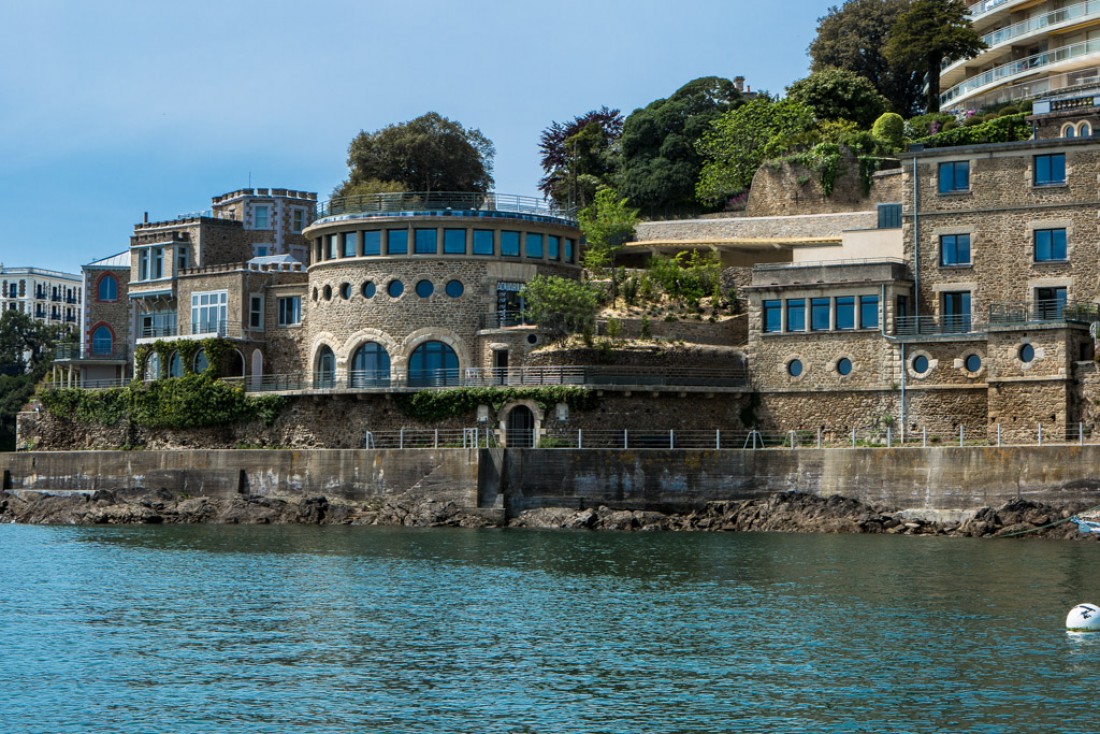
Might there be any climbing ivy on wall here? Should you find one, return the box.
[134,337,233,380]
[39,374,286,430]
[393,386,599,423]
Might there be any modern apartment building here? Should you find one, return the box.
[0,265,82,328]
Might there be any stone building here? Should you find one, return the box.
[52,251,131,387]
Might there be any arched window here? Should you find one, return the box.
[91,325,113,355]
[168,351,183,377]
[145,352,161,381]
[350,342,391,387]
[194,349,209,374]
[1063,123,1077,139]
[407,340,459,387]
[314,345,336,389]
[97,274,118,302]
[1081,122,1092,137]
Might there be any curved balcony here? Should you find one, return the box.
[941,37,1100,109]
[314,191,577,226]
[967,0,1029,22]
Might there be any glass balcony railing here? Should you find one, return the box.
[953,0,1100,66]
[316,191,577,224]
[942,37,1100,107]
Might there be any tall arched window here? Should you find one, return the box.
[407,340,459,387]
[145,352,161,381]
[351,342,391,387]
[194,349,209,374]
[91,325,113,355]
[98,274,118,302]
[168,351,183,378]
[315,345,336,388]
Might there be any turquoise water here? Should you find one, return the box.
[2,525,1099,733]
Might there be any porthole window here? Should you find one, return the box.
[912,355,930,374]
[415,279,434,298]
[339,282,351,300]
[836,357,852,376]
[787,359,803,377]
[323,284,332,301]
[1020,343,1035,363]
[387,280,404,298]
[964,354,982,372]
[526,334,538,345]
[445,279,464,298]
[362,281,376,298]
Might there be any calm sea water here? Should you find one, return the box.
[2,525,1099,734]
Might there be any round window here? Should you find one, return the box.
[362,281,376,298]
[445,279,464,298]
[1020,343,1035,363]
[322,285,332,301]
[912,355,930,374]
[526,334,538,345]
[387,280,404,298]
[339,282,351,300]
[836,357,852,376]
[965,354,982,372]
[415,279,434,298]
[788,359,803,377]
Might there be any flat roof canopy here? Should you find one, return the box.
[622,237,842,266]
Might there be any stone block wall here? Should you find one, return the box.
[635,211,878,243]
[745,158,902,217]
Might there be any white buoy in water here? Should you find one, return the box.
[1066,604,1100,631]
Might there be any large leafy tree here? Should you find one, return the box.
[695,98,817,206]
[809,0,924,115]
[538,107,623,209]
[334,112,495,197]
[521,275,600,340]
[0,310,63,450]
[618,77,743,216]
[885,0,986,112]
[787,68,890,128]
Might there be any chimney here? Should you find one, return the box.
[143,211,149,224]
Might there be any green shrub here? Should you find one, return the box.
[871,112,904,151]
[915,113,1031,148]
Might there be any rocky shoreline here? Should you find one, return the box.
[1,488,1095,539]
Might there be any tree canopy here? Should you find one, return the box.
[538,107,623,209]
[521,275,600,340]
[0,310,63,449]
[618,76,743,215]
[884,0,986,112]
[695,98,817,206]
[787,68,890,129]
[334,112,495,197]
[809,0,924,115]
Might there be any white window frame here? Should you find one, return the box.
[191,290,228,336]
[277,295,302,326]
[249,294,264,330]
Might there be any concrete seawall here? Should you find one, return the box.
[4,446,1100,520]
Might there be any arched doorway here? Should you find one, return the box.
[314,345,335,389]
[351,342,391,387]
[407,340,459,387]
[250,350,264,389]
[506,405,535,448]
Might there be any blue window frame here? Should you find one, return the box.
[91,325,112,355]
[942,291,971,333]
[811,298,831,331]
[408,340,460,387]
[414,228,438,254]
[387,280,404,298]
[168,351,183,378]
[835,296,855,330]
[97,274,118,302]
[1034,153,1065,186]
[443,229,466,255]
[938,161,969,193]
[859,295,879,329]
[387,229,408,255]
[877,203,902,229]
[547,236,560,260]
[837,358,853,376]
[445,279,464,298]
[342,232,358,258]
[565,239,575,262]
[1034,228,1067,261]
[786,299,806,331]
[787,359,803,377]
[525,233,543,258]
[472,230,494,256]
[415,279,434,298]
[763,300,782,333]
[501,231,520,257]
[363,230,381,256]
[350,342,391,388]
[940,234,971,266]
[912,355,930,374]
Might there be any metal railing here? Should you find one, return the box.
[941,37,1100,106]
[894,314,979,336]
[185,320,243,339]
[53,344,129,361]
[316,191,577,223]
[988,300,1099,325]
[967,0,1018,17]
[480,311,531,329]
[363,428,496,449]
[138,324,178,339]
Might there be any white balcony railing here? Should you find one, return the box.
[941,37,1100,107]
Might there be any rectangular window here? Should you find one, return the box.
[877,203,902,229]
[835,296,856,330]
[290,208,307,233]
[811,298,831,331]
[414,228,438,254]
[253,204,271,229]
[249,295,264,330]
[942,291,971,333]
[153,247,163,279]
[938,161,969,193]
[177,247,189,273]
[763,300,782,333]
[138,250,149,281]
[859,295,879,329]
[565,239,575,263]
[501,230,521,257]
[191,290,228,335]
[940,233,971,266]
[547,236,560,260]
[328,234,339,259]
[472,230,494,255]
[1036,286,1067,320]
[278,296,302,326]
[362,230,381,256]
[443,229,466,255]
[525,232,544,258]
[785,299,806,331]
[387,229,408,255]
[1034,228,1067,261]
[343,232,358,258]
[1034,153,1066,185]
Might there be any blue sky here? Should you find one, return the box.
[0,0,829,273]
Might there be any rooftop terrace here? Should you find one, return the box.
[313,191,578,225]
